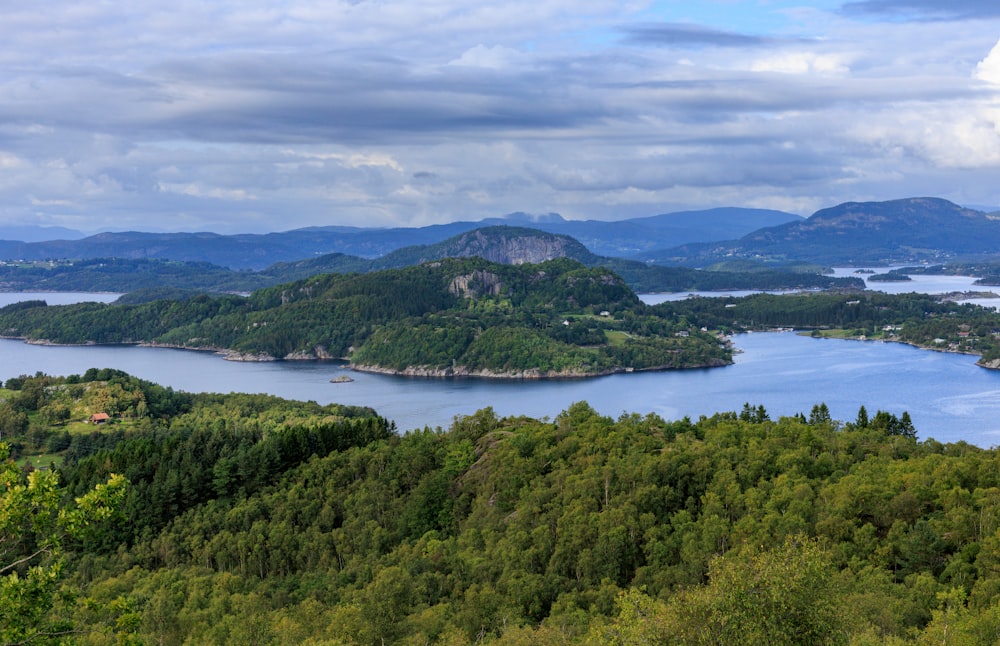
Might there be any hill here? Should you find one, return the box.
[369,226,601,269]
[7,371,1000,644]
[0,207,800,270]
[0,258,731,377]
[651,197,1000,266]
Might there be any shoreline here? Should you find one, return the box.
[350,358,730,380]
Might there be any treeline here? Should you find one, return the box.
[900,262,1000,286]
[0,258,731,375]
[601,258,864,293]
[0,257,269,292]
[16,393,1000,644]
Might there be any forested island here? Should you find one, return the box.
[0,258,731,378]
[867,271,912,282]
[5,370,1000,644]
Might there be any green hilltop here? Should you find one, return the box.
[5,370,1000,644]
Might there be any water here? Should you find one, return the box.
[0,292,121,307]
[832,268,1000,309]
[645,268,1000,309]
[2,290,1000,446]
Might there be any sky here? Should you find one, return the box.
[1,1,1000,234]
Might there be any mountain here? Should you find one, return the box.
[648,197,1000,266]
[0,225,86,242]
[369,226,601,269]
[0,207,800,270]
[482,207,801,258]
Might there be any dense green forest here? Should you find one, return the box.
[0,258,731,376]
[5,371,1000,644]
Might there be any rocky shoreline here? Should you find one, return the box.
[350,358,729,380]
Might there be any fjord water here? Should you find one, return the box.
[2,288,1000,446]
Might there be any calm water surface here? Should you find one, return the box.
[2,289,1000,446]
[644,268,1000,307]
[0,292,121,307]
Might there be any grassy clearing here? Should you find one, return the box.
[605,330,630,347]
[15,453,62,470]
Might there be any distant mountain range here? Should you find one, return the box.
[3,197,997,271]
[648,197,1000,266]
[0,208,800,270]
[0,227,863,296]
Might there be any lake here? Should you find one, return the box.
[1,291,1000,446]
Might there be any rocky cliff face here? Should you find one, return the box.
[448,229,583,265]
[448,270,503,299]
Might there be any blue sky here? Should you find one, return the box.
[1,0,999,233]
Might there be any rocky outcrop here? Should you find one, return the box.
[448,270,503,299]
[220,350,276,362]
[977,358,1000,370]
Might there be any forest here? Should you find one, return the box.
[0,258,731,376]
[5,370,1000,644]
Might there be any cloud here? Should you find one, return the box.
[449,45,531,69]
[0,1,998,232]
[749,52,852,76]
[976,39,1000,86]
[620,23,773,48]
[840,0,1000,21]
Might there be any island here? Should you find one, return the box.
[867,271,912,282]
[0,257,731,378]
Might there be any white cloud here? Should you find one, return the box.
[975,38,1000,86]
[449,45,529,70]
[158,183,257,201]
[749,52,851,76]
